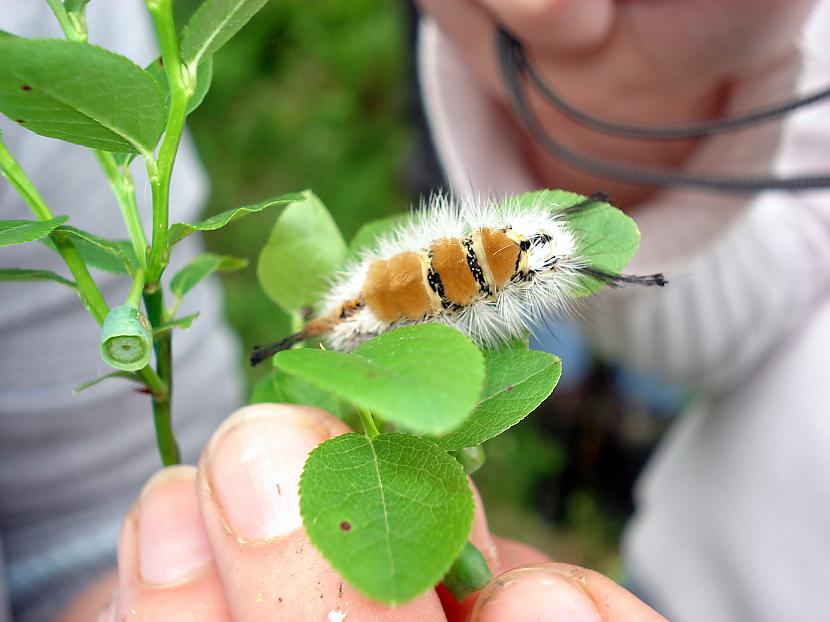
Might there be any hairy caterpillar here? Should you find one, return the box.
[250,192,666,365]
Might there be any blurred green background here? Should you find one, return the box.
[176,0,414,374]
[174,0,668,575]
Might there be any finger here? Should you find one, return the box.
[197,403,448,622]
[469,484,500,573]
[472,563,668,622]
[114,466,232,621]
[439,531,550,621]
[479,0,615,52]
[56,571,117,622]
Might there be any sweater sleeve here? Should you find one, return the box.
[417,7,830,394]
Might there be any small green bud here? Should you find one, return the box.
[442,541,492,603]
[451,445,486,475]
[100,305,152,371]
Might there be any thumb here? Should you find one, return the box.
[471,563,668,622]
[478,0,615,52]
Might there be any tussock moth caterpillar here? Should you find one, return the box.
[250,192,665,365]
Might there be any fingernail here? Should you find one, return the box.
[206,405,332,541]
[138,466,213,586]
[473,567,602,622]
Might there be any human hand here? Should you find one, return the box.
[80,404,667,621]
[417,0,816,206]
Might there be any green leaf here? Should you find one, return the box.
[300,433,474,603]
[0,267,74,288]
[50,226,137,274]
[0,39,165,154]
[153,312,200,339]
[508,190,641,296]
[257,191,347,313]
[436,345,561,450]
[249,367,349,418]
[274,324,485,435]
[180,0,270,68]
[0,216,67,247]
[168,192,304,247]
[347,212,406,258]
[145,56,213,116]
[73,371,142,394]
[169,252,247,300]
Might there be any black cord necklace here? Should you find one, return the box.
[497,27,830,193]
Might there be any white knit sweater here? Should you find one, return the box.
[419,5,830,621]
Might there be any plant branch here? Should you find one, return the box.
[45,0,87,42]
[143,285,179,465]
[2,132,166,397]
[95,151,148,269]
[1,132,109,323]
[46,5,148,268]
[145,0,191,283]
[0,130,52,221]
[359,408,381,439]
[126,268,146,308]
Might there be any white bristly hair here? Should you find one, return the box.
[321,192,587,351]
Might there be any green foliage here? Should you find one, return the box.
[300,433,474,603]
[184,0,410,371]
[347,213,406,258]
[152,312,200,338]
[63,0,90,12]
[0,267,74,288]
[250,367,348,419]
[180,0,271,67]
[0,38,165,154]
[257,190,347,313]
[0,217,67,247]
[170,252,247,300]
[0,0,650,603]
[146,56,214,116]
[50,225,137,274]
[508,190,641,295]
[72,371,142,394]
[167,192,304,246]
[274,324,485,435]
[436,345,562,451]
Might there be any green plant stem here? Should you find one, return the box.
[46,4,147,266]
[145,0,191,283]
[0,132,108,322]
[0,131,52,222]
[1,132,166,405]
[95,151,148,269]
[359,408,380,439]
[126,268,146,308]
[144,285,180,465]
[52,235,110,324]
[45,0,87,42]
